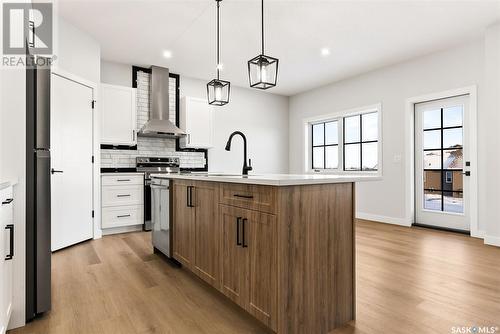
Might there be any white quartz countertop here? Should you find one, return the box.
[150,173,381,186]
[100,172,144,176]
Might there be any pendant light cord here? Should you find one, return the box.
[216,0,220,80]
[261,0,264,55]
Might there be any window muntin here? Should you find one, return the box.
[310,110,379,172]
[422,105,463,213]
[343,112,378,171]
[311,121,339,169]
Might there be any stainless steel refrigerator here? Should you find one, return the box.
[26,55,51,321]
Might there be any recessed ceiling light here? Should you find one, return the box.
[321,48,330,56]
[163,50,172,58]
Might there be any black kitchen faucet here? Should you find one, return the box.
[225,131,253,175]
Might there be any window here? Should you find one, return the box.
[343,112,378,171]
[309,109,380,172]
[312,121,339,169]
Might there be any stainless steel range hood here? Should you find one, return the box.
[138,66,186,138]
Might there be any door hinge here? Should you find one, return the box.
[91,100,96,109]
[91,156,94,164]
[91,210,94,218]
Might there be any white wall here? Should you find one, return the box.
[180,77,289,174]
[289,40,486,228]
[54,17,100,83]
[101,60,131,86]
[483,23,500,246]
[100,61,290,174]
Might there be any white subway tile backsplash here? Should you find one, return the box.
[101,71,205,169]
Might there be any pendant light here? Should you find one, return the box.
[248,0,278,89]
[207,0,230,105]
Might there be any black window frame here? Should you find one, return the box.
[343,112,379,172]
[311,120,339,170]
[422,107,463,212]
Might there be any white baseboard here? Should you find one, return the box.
[102,224,143,236]
[356,212,412,227]
[471,229,485,239]
[484,235,500,247]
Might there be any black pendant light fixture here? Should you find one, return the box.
[248,0,278,89]
[207,0,230,106]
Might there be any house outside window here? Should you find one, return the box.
[306,104,381,174]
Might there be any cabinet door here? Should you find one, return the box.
[100,84,137,145]
[245,211,277,330]
[193,182,219,287]
[172,182,194,268]
[179,97,213,149]
[220,205,247,306]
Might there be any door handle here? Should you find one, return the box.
[462,171,471,176]
[2,198,13,205]
[51,168,63,174]
[236,217,242,246]
[242,218,248,248]
[5,224,14,260]
[186,186,191,207]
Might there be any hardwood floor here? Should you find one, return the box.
[10,220,500,334]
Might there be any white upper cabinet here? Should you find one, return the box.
[179,96,213,149]
[100,84,137,146]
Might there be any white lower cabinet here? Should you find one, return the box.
[101,174,144,233]
[0,186,14,334]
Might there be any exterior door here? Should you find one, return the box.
[51,74,94,251]
[415,95,470,231]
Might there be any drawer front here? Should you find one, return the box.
[101,174,143,186]
[219,183,276,214]
[1,187,14,224]
[102,185,143,207]
[102,205,143,229]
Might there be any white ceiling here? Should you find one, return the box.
[57,0,500,96]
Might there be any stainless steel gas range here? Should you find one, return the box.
[136,157,180,232]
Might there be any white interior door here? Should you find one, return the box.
[51,74,94,251]
[415,95,471,231]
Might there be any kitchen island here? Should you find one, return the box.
[151,173,377,334]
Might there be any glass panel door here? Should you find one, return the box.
[415,95,470,231]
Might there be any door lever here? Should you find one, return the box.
[462,171,471,176]
[51,168,64,174]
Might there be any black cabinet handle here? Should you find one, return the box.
[117,179,131,182]
[5,224,14,260]
[116,194,131,197]
[51,168,63,174]
[242,218,248,248]
[187,186,195,208]
[2,198,13,205]
[234,194,254,199]
[117,214,131,218]
[236,217,242,246]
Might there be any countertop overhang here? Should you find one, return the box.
[150,173,381,186]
